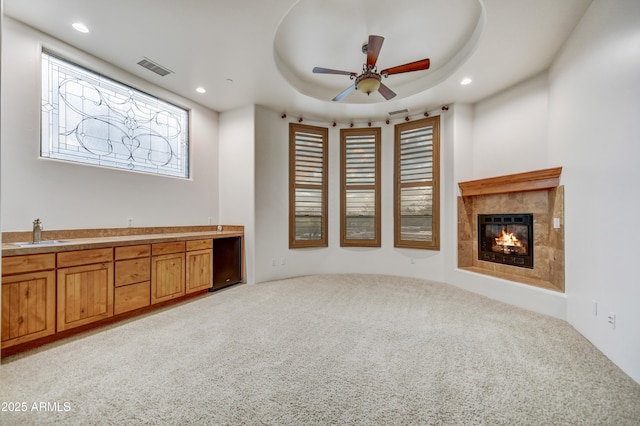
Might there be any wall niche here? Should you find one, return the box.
[457,167,564,292]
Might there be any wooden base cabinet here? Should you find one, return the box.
[114,245,150,315]
[2,266,56,349]
[56,248,114,332]
[151,242,185,303]
[186,239,213,294]
[2,232,243,355]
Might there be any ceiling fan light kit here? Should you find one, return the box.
[313,35,430,102]
[355,72,381,95]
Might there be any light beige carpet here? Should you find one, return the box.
[1,274,639,425]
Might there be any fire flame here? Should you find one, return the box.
[494,229,524,254]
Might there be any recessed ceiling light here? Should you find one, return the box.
[460,78,473,85]
[196,87,206,94]
[72,22,89,33]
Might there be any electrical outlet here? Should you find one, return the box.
[280,258,286,266]
[127,218,133,227]
[607,312,616,329]
[271,259,276,267]
[553,217,561,229]
[410,258,415,264]
[208,217,213,225]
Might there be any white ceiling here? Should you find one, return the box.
[4,0,593,122]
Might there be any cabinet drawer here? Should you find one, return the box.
[115,244,150,260]
[186,239,213,251]
[57,248,113,268]
[152,241,185,256]
[114,281,150,315]
[115,258,150,287]
[2,253,56,276]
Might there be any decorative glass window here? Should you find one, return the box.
[41,51,189,178]
[340,128,381,247]
[394,116,440,250]
[289,123,328,248]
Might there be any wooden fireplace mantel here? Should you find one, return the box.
[458,167,562,197]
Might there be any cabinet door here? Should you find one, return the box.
[2,270,56,349]
[57,262,114,331]
[151,253,185,303]
[186,249,213,294]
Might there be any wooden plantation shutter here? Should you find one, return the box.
[289,123,328,248]
[340,128,381,247]
[394,116,440,250]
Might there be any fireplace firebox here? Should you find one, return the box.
[478,214,533,268]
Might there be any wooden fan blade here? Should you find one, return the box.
[381,58,430,76]
[332,84,356,101]
[313,67,356,76]
[378,82,396,100]
[366,35,384,67]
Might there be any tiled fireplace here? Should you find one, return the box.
[457,168,564,292]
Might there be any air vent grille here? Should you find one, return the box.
[388,108,409,116]
[137,58,173,77]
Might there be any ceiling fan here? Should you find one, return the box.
[312,35,430,101]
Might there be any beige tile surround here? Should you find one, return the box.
[457,172,565,292]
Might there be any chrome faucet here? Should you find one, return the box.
[33,218,43,244]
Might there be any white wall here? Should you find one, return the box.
[548,0,640,384]
[441,0,640,384]
[1,18,219,231]
[442,98,567,321]
[218,106,256,284]
[1,0,4,327]
[253,106,446,284]
[252,100,567,322]
[254,106,292,283]
[472,72,551,178]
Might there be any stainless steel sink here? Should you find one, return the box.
[10,240,72,247]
